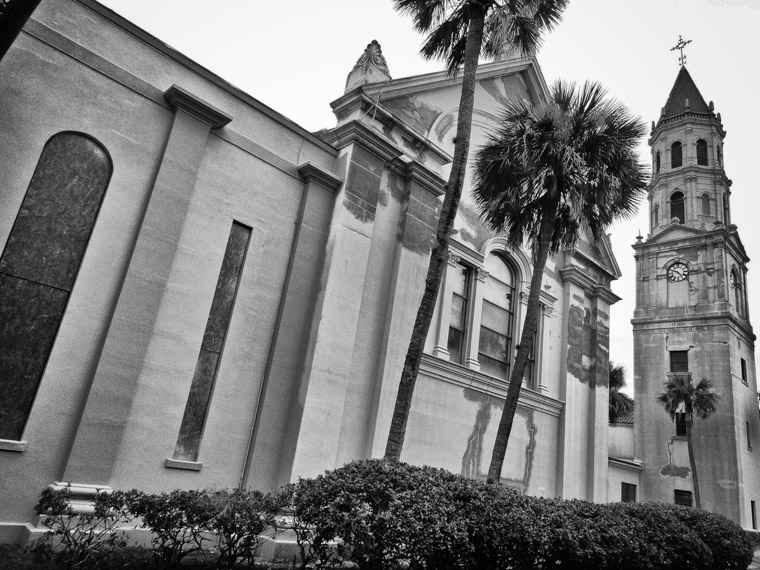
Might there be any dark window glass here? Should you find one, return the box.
[0,132,111,441]
[676,413,687,437]
[747,422,752,450]
[696,139,708,166]
[621,482,637,503]
[742,358,748,383]
[674,490,693,507]
[447,263,468,364]
[656,151,661,174]
[671,142,683,168]
[670,350,689,373]
[653,204,659,228]
[752,501,757,530]
[671,192,685,224]
[717,146,722,167]
[478,254,514,379]
[174,222,251,462]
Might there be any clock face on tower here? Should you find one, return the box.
[667,262,689,282]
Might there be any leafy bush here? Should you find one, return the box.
[671,505,754,570]
[208,488,283,569]
[33,485,130,569]
[122,488,218,568]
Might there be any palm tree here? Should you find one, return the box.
[609,361,634,424]
[384,0,568,462]
[657,373,720,509]
[472,80,648,483]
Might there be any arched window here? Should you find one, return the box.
[671,142,683,168]
[478,253,515,379]
[671,191,685,224]
[653,203,659,228]
[655,151,661,174]
[701,194,711,216]
[696,139,708,166]
[0,132,111,441]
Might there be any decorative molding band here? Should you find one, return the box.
[419,354,564,417]
[0,439,26,452]
[403,160,446,197]
[559,266,597,292]
[608,456,643,472]
[321,120,403,164]
[165,458,203,471]
[591,284,622,306]
[163,84,232,129]
[297,162,343,193]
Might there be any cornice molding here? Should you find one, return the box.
[419,354,564,417]
[164,84,232,128]
[608,456,643,472]
[320,119,403,164]
[297,162,343,193]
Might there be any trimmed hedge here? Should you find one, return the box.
[30,460,755,570]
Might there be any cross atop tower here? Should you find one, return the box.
[671,35,692,67]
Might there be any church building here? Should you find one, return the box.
[0,0,757,542]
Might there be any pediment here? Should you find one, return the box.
[645,222,709,244]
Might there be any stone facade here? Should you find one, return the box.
[2,0,624,542]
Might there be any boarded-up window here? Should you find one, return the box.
[674,490,693,506]
[478,254,514,379]
[696,139,708,166]
[621,482,637,503]
[0,132,111,441]
[671,142,683,168]
[447,263,468,364]
[173,222,251,462]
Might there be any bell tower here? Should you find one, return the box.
[632,63,760,528]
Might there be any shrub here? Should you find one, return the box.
[671,505,754,570]
[32,485,129,569]
[122,488,218,568]
[208,488,282,569]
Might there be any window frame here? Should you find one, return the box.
[674,490,693,507]
[696,139,708,166]
[671,141,683,168]
[670,191,685,224]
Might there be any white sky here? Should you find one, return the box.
[98,0,760,394]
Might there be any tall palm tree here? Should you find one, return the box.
[384,0,568,462]
[472,80,648,483]
[657,373,720,509]
[609,361,634,424]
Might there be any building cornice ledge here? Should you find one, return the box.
[420,354,564,417]
[164,84,232,128]
[608,457,643,472]
[298,162,343,193]
[320,120,404,165]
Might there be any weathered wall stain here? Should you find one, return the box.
[342,146,383,223]
[383,95,442,136]
[397,182,440,255]
[453,200,492,251]
[661,463,691,478]
[566,304,586,380]
[460,388,537,492]
[480,76,530,109]
[434,112,454,144]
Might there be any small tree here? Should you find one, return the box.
[609,361,634,424]
[473,80,648,483]
[657,373,720,509]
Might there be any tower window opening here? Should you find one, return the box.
[671,142,683,168]
[670,192,685,224]
[696,139,708,166]
[655,151,661,174]
[701,194,710,216]
[652,203,659,228]
[717,145,722,167]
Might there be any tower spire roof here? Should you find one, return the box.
[660,66,710,121]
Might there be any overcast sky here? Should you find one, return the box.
[98,0,760,393]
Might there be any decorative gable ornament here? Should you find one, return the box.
[345,40,392,93]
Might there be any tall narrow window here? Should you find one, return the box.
[723,195,730,225]
[0,132,111,441]
[173,222,251,462]
[652,204,659,228]
[674,490,693,507]
[696,139,708,166]
[621,482,637,503]
[478,254,515,379]
[701,194,710,216]
[752,501,757,530]
[747,421,752,450]
[447,263,469,364]
[717,145,722,167]
[670,192,685,224]
[671,142,683,168]
[676,412,688,437]
[655,151,661,174]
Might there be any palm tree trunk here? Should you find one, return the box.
[487,203,556,484]
[384,4,487,462]
[686,419,701,508]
